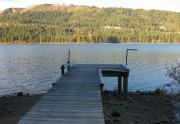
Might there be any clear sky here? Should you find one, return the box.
[0,0,180,12]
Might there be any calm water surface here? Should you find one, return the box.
[0,44,180,96]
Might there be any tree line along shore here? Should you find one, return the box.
[1,4,180,44]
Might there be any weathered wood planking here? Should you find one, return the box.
[18,64,128,124]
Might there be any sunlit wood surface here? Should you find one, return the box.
[18,64,129,124]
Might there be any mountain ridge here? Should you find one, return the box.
[1,4,180,44]
[0,4,87,15]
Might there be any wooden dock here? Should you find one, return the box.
[18,64,129,124]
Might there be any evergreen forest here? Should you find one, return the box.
[1,4,180,44]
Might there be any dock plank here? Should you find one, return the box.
[18,64,128,124]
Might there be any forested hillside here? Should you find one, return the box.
[1,4,180,44]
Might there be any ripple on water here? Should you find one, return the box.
[0,44,180,96]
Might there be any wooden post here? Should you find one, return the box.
[67,49,70,70]
[123,77,128,100]
[68,49,70,62]
[100,84,104,97]
[118,76,122,93]
[67,61,70,70]
[61,65,65,75]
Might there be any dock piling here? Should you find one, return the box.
[118,76,122,93]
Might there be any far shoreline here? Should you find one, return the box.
[1,42,180,45]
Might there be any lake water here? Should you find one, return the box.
[0,44,180,96]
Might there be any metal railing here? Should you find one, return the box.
[60,50,76,75]
[126,49,138,66]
